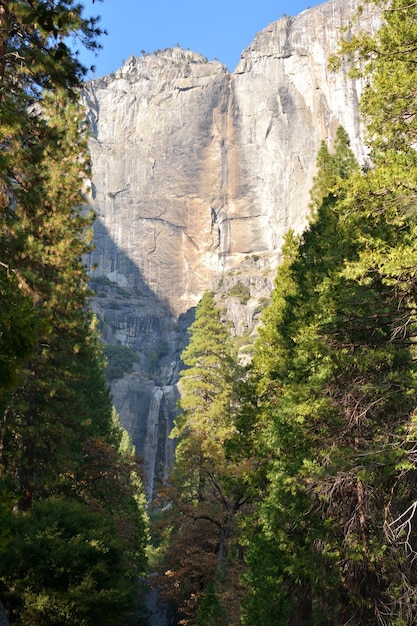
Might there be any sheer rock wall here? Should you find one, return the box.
[83,0,379,497]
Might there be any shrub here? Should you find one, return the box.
[105,345,140,380]
[229,282,251,305]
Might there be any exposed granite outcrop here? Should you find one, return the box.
[82,0,379,497]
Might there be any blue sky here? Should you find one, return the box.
[78,0,324,79]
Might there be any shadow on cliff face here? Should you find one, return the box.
[85,218,195,501]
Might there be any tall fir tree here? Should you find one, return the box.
[0,1,103,403]
[242,119,417,624]
[155,292,247,625]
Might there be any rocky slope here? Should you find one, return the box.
[82,0,379,498]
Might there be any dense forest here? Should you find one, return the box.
[0,1,148,624]
[1,0,417,625]
[151,1,417,624]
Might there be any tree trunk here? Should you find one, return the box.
[217,514,232,564]
[297,581,312,625]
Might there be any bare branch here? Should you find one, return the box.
[385,500,417,562]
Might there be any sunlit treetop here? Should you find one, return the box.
[0,0,105,99]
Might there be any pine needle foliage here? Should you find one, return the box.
[0,3,148,624]
[242,2,417,621]
[155,293,247,625]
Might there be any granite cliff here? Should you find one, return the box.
[82,0,379,498]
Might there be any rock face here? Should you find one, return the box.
[82,0,379,497]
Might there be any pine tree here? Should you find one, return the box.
[155,292,247,625]
[173,292,239,472]
[0,0,103,402]
[0,3,149,623]
[309,126,358,212]
[332,7,417,620]
[242,122,417,623]
[0,89,96,509]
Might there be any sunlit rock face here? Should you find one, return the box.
[83,0,378,497]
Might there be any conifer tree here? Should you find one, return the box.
[245,5,417,609]
[156,292,247,625]
[0,1,103,403]
[242,121,417,623]
[173,292,238,473]
[241,5,417,623]
[0,3,149,624]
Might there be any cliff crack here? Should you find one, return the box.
[108,185,130,199]
[137,215,184,232]
[175,85,199,92]
[219,214,266,223]
[136,215,199,249]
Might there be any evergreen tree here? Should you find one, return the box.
[242,122,417,624]
[173,292,239,473]
[1,497,136,626]
[331,0,417,161]
[155,292,247,625]
[0,3,149,624]
[332,7,417,621]
[0,0,103,403]
[309,125,358,212]
[0,91,97,509]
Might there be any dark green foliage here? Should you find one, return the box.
[0,270,39,407]
[242,120,417,624]
[195,583,228,626]
[105,344,140,380]
[1,497,138,626]
[0,2,148,624]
